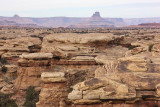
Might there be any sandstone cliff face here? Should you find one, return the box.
[12,53,53,106]
[35,32,129,107]
[15,53,53,90]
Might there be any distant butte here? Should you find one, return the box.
[92,12,101,18]
[68,12,115,28]
[13,14,20,18]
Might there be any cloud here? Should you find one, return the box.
[0,0,160,11]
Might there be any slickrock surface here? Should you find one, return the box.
[41,33,123,59]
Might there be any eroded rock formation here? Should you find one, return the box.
[37,72,68,107]
[0,28,160,107]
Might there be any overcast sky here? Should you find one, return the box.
[0,0,160,18]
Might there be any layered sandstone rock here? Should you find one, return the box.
[0,78,15,94]
[20,53,53,60]
[68,54,160,106]
[15,52,53,90]
[5,64,18,81]
[0,37,41,63]
[1,28,160,107]
[11,52,53,106]
[0,64,18,95]
[0,83,15,94]
[41,33,123,59]
[41,72,66,83]
[37,72,68,107]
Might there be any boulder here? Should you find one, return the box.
[68,90,82,100]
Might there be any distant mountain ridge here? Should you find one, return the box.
[0,12,160,28]
[0,20,41,28]
[124,18,160,25]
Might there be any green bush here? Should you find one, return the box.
[23,86,39,107]
[0,58,7,64]
[128,45,138,50]
[125,34,129,37]
[81,77,85,81]
[148,44,154,52]
[116,39,121,46]
[68,86,73,93]
[1,66,7,73]
[0,92,18,107]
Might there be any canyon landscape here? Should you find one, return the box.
[0,26,160,107]
[1,1,160,107]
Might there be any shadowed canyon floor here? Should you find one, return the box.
[0,28,160,107]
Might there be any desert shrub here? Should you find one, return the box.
[145,37,151,40]
[0,92,18,107]
[81,77,85,81]
[148,44,154,52]
[68,86,73,93]
[1,65,7,73]
[115,39,121,45]
[113,32,123,35]
[0,57,7,64]
[23,86,39,107]
[125,34,129,37]
[128,45,138,50]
